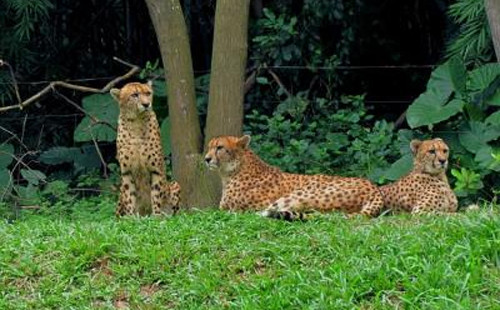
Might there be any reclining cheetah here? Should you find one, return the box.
[380,138,457,214]
[204,135,384,219]
[111,81,180,216]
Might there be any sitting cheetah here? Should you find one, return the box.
[110,81,180,216]
[204,135,384,219]
[380,138,458,214]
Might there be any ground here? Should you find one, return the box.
[0,199,499,309]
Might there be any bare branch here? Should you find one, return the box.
[0,57,140,113]
[267,69,292,98]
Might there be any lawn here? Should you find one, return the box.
[0,198,499,310]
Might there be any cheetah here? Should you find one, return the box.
[380,138,458,214]
[204,135,384,220]
[110,81,180,216]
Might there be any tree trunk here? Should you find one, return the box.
[145,0,217,207]
[204,0,251,202]
[485,0,500,61]
[145,0,251,208]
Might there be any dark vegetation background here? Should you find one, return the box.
[0,0,499,214]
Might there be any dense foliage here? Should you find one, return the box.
[1,0,499,212]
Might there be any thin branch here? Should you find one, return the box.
[53,90,117,131]
[267,69,293,97]
[90,131,108,179]
[0,57,140,113]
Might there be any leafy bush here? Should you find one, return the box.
[245,94,400,183]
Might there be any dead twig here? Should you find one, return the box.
[267,69,293,98]
[90,131,108,179]
[0,57,140,113]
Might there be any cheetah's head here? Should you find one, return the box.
[411,138,450,175]
[110,81,154,116]
[204,135,251,175]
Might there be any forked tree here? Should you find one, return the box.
[144,0,251,207]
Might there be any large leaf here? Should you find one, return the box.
[39,147,80,165]
[160,117,171,156]
[39,145,101,173]
[0,143,14,168]
[485,88,500,106]
[426,59,464,102]
[15,184,40,206]
[474,145,500,171]
[20,169,47,186]
[73,145,102,173]
[485,110,500,125]
[447,57,467,97]
[467,63,500,92]
[382,154,413,181]
[406,96,464,128]
[74,94,118,142]
[0,168,12,200]
[459,121,500,154]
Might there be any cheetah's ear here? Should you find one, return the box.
[237,135,251,149]
[410,139,422,155]
[110,88,121,102]
[146,80,153,87]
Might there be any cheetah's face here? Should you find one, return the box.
[411,138,450,175]
[204,135,251,174]
[110,81,153,115]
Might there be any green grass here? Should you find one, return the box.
[1,199,500,310]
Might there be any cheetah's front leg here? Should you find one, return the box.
[150,173,163,216]
[117,174,137,216]
[259,193,309,221]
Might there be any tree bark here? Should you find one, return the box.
[485,0,500,61]
[204,0,251,202]
[145,0,217,207]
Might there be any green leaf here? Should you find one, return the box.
[74,94,118,142]
[406,96,464,128]
[486,88,500,106]
[152,80,167,97]
[467,63,500,92]
[0,143,14,168]
[20,169,46,186]
[39,147,80,165]
[256,77,269,85]
[426,60,457,102]
[474,145,500,171]
[15,184,40,205]
[448,57,467,97]
[485,110,500,125]
[0,168,12,200]
[160,117,171,156]
[382,154,413,181]
[73,145,102,173]
[459,121,500,154]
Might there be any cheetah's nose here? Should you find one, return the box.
[439,159,447,165]
[204,156,212,164]
[142,103,150,108]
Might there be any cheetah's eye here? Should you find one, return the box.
[428,149,436,155]
[443,149,448,154]
[216,145,224,151]
[131,92,139,98]
[144,91,152,96]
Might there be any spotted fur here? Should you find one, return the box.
[380,138,457,214]
[204,135,384,219]
[111,81,180,216]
